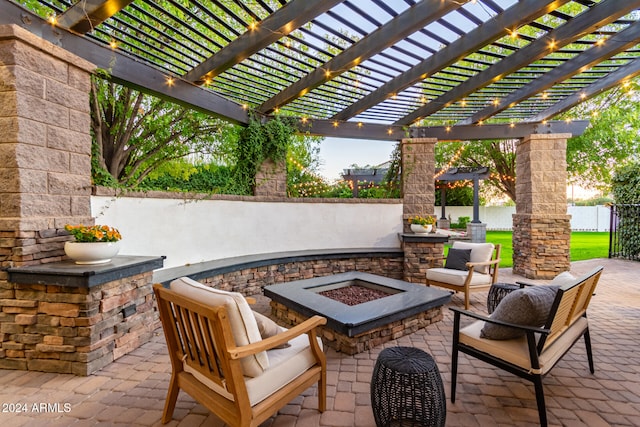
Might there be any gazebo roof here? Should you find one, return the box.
[3,0,640,140]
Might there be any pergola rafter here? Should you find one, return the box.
[256,0,466,115]
[331,0,569,122]
[56,0,134,34]
[461,19,640,125]
[394,0,640,126]
[527,57,640,122]
[183,0,342,84]
[2,0,640,140]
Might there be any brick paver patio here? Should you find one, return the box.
[0,258,638,427]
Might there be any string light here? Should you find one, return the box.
[110,39,117,49]
[48,14,57,25]
[166,76,175,86]
[434,144,466,180]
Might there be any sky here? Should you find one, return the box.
[316,137,396,181]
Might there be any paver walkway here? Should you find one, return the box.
[0,258,638,426]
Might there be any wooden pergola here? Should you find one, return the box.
[3,0,640,140]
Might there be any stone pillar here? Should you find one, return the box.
[513,133,571,279]
[254,158,287,197]
[0,24,95,269]
[401,138,436,233]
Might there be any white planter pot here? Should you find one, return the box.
[64,241,121,265]
[410,224,432,234]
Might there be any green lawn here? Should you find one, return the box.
[484,231,610,268]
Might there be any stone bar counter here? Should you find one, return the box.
[3,256,164,375]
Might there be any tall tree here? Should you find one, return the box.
[90,74,233,186]
[435,140,517,202]
[565,85,640,191]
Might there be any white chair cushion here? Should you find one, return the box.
[452,241,495,273]
[169,277,268,377]
[426,267,493,288]
[184,329,323,406]
[459,317,589,375]
[550,271,576,285]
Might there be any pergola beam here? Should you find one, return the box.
[0,1,250,124]
[183,0,342,83]
[294,119,589,141]
[56,0,134,34]
[526,58,640,122]
[257,0,466,115]
[394,0,640,126]
[331,0,569,122]
[460,20,640,125]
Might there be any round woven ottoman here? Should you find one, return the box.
[486,282,520,314]
[371,347,446,427]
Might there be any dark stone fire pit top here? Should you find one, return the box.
[263,272,451,337]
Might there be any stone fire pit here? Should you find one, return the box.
[264,272,451,355]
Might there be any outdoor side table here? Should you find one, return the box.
[371,346,446,427]
[487,282,521,313]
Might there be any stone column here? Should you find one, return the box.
[513,133,571,279]
[401,138,436,233]
[254,158,287,197]
[0,24,95,270]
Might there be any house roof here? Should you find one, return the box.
[3,0,640,140]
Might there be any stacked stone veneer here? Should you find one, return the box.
[513,134,571,279]
[196,255,405,296]
[401,237,447,284]
[0,25,95,269]
[270,300,442,355]
[254,158,287,197]
[401,138,436,233]
[0,269,159,375]
[0,26,161,375]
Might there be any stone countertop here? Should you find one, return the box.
[7,255,165,288]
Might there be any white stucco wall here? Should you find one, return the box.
[91,196,403,269]
[91,194,610,269]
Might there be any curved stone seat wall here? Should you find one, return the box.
[153,249,405,295]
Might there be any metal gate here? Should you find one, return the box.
[609,204,640,261]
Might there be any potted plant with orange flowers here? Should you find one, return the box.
[408,215,436,234]
[64,224,122,264]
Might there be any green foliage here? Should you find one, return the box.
[612,162,640,204]
[139,160,234,193]
[90,76,233,187]
[435,185,475,206]
[567,91,640,191]
[231,117,295,195]
[611,161,640,258]
[571,197,613,206]
[450,216,470,229]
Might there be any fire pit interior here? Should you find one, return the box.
[264,272,451,354]
[316,280,399,306]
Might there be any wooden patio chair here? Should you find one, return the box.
[153,278,327,427]
[426,242,501,309]
[450,266,603,426]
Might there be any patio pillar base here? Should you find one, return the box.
[512,213,571,279]
[514,133,571,278]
